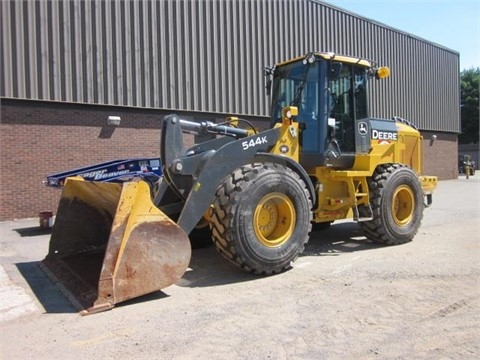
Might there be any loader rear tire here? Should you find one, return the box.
[360,164,424,245]
[210,163,312,274]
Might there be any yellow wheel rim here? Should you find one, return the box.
[254,192,295,247]
[391,185,415,226]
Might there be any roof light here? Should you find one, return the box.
[303,53,316,65]
[376,66,390,79]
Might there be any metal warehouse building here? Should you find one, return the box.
[1,0,460,220]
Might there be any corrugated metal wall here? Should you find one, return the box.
[1,0,460,132]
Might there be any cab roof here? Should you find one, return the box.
[276,52,373,68]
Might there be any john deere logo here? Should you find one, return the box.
[358,122,368,135]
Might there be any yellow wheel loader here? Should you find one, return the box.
[42,52,437,314]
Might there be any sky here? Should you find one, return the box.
[325,0,480,70]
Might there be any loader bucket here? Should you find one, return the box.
[41,177,191,315]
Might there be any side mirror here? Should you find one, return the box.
[263,66,275,96]
[265,78,272,96]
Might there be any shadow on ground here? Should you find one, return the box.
[16,261,170,315]
[304,221,383,256]
[14,227,52,237]
[15,221,382,313]
[178,221,382,288]
[16,261,76,314]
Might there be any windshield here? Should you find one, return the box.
[270,60,320,126]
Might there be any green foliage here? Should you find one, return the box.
[459,68,479,144]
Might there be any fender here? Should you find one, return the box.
[254,152,316,207]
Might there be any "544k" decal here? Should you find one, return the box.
[242,136,268,150]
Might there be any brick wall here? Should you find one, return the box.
[0,99,458,220]
[0,99,196,220]
[421,131,459,180]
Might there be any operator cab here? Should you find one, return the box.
[267,52,387,169]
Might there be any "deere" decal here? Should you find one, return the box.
[372,129,397,141]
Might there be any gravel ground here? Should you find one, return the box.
[1,174,479,359]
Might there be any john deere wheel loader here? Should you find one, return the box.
[42,52,437,314]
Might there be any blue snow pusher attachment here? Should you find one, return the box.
[45,158,163,188]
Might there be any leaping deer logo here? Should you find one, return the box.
[358,122,368,135]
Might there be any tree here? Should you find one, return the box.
[459,68,479,144]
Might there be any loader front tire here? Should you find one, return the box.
[360,164,424,245]
[210,163,312,274]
